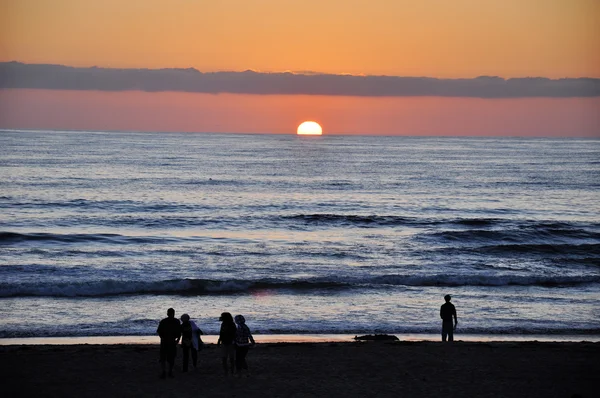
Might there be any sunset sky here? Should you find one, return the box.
[1,0,599,136]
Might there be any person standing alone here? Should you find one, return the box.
[157,308,181,378]
[440,295,458,342]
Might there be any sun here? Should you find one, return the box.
[297,121,323,135]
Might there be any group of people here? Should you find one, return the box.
[157,295,457,378]
[156,308,255,379]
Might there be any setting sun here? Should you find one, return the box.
[297,121,323,135]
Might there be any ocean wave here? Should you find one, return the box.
[282,214,417,226]
[423,225,600,243]
[369,274,600,287]
[454,218,498,226]
[281,214,600,232]
[101,217,210,228]
[0,198,210,213]
[0,279,350,298]
[477,243,600,256]
[0,231,176,245]
[2,274,598,297]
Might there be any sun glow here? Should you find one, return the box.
[297,121,323,135]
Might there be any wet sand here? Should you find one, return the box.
[2,341,598,398]
[3,333,599,346]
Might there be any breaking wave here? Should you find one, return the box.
[0,232,177,245]
[2,274,598,298]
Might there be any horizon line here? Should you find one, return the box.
[2,128,598,139]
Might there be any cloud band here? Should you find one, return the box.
[1,62,599,98]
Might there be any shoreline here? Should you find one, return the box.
[2,332,600,346]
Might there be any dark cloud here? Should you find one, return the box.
[1,61,598,98]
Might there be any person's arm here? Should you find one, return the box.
[453,308,458,330]
[248,327,255,345]
[175,323,181,344]
[440,306,444,320]
[217,326,222,345]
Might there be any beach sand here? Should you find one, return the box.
[2,341,598,398]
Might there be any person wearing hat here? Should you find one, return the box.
[440,295,458,342]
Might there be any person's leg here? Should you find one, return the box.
[448,327,454,342]
[160,361,167,378]
[167,344,176,377]
[442,321,452,342]
[235,346,243,372]
[243,347,249,370]
[221,344,229,375]
[159,343,167,378]
[239,346,249,370]
[182,345,189,372]
[167,359,175,377]
[221,358,228,374]
[229,345,235,374]
[191,347,198,368]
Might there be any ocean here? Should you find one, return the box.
[1,130,599,339]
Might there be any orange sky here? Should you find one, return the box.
[0,1,599,136]
[1,0,599,78]
[1,89,598,137]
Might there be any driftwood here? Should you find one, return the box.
[353,334,399,341]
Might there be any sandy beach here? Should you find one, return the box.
[2,341,598,398]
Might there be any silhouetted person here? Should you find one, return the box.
[234,314,256,376]
[180,313,203,372]
[217,312,236,375]
[440,294,458,342]
[157,308,181,378]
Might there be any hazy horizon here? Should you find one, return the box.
[1,87,598,137]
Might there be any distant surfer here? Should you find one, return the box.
[440,295,458,342]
